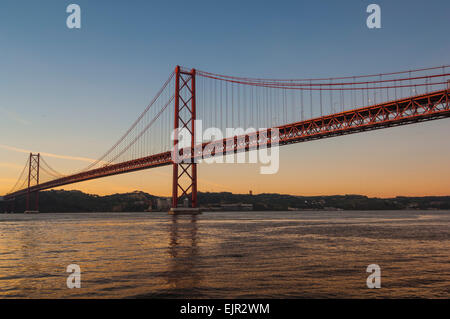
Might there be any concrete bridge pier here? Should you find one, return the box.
[169,207,201,215]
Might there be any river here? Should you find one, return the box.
[0,210,448,298]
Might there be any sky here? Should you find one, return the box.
[0,0,449,197]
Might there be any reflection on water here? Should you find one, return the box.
[166,215,200,293]
[0,210,449,298]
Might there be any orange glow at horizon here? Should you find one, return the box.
[1,120,449,199]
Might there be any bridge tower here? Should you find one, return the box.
[26,153,40,212]
[172,66,198,209]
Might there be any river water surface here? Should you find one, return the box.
[0,210,448,298]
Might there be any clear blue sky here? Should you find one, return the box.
[1,0,449,196]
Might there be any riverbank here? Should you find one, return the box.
[2,189,450,213]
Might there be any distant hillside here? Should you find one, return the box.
[198,192,450,211]
[1,190,157,213]
[1,190,450,213]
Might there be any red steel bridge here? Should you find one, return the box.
[3,65,450,211]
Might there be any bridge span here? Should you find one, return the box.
[3,65,449,212]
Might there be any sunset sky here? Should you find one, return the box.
[1,0,449,198]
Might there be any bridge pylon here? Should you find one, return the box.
[25,153,40,212]
[172,66,198,209]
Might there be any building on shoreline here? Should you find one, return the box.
[203,203,253,211]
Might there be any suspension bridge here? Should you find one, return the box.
[2,65,450,212]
